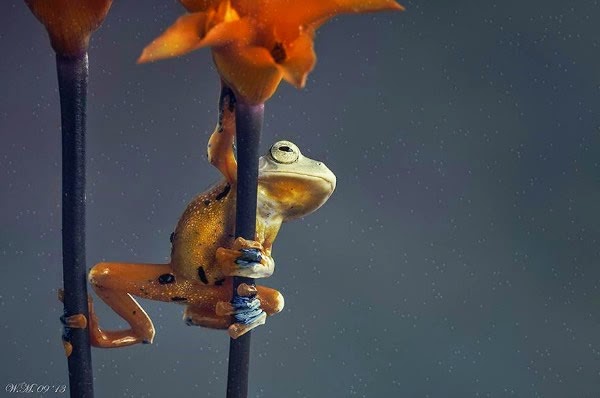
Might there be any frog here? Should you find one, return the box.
[60,87,336,349]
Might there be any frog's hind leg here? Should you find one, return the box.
[183,305,231,329]
[187,284,284,338]
[88,261,175,348]
[207,83,237,183]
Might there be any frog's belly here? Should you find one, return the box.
[170,182,236,284]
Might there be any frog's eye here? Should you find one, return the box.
[270,140,300,164]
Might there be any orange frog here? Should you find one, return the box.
[60,89,336,349]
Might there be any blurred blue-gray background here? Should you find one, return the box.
[2,0,600,396]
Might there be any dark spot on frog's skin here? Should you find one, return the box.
[215,278,226,286]
[226,88,236,112]
[197,266,209,284]
[217,109,224,132]
[204,199,211,206]
[133,310,137,315]
[170,232,176,243]
[171,297,187,302]
[271,42,286,64]
[158,273,176,284]
[216,184,231,201]
[218,86,236,114]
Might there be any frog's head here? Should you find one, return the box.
[257,140,336,221]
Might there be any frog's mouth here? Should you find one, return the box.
[261,170,336,193]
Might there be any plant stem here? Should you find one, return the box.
[56,53,94,398]
[226,99,264,398]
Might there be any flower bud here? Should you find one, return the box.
[25,0,113,56]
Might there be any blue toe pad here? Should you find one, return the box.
[231,295,264,325]
[235,248,262,267]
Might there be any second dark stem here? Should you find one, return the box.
[226,99,265,398]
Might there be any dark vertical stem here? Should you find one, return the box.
[226,99,264,398]
[56,53,94,398]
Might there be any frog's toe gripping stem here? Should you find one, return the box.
[218,293,267,339]
[57,289,90,328]
[215,283,284,338]
[237,283,257,297]
[217,237,274,278]
[62,340,73,358]
[60,313,88,329]
[228,312,267,339]
[58,288,89,357]
[235,248,262,265]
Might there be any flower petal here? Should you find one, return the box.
[138,12,211,63]
[213,45,283,104]
[333,0,404,13]
[204,18,253,47]
[179,0,222,12]
[278,33,316,88]
[298,0,405,30]
[233,0,403,34]
[138,12,251,63]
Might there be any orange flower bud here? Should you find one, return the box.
[25,0,113,56]
[140,0,404,104]
[179,0,222,13]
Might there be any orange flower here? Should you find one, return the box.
[139,0,404,104]
[25,0,113,56]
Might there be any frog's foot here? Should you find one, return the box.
[57,288,89,329]
[58,288,90,357]
[216,237,274,278]
[60,287,145,348]
[228,309,267,339]
[216,284,284,339]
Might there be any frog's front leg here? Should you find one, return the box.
[216,237,274,278]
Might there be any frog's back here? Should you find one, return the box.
[170,180,236,284]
